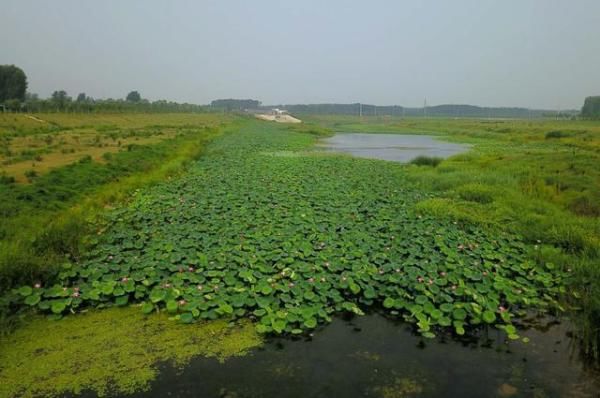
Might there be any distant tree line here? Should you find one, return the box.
[0,65,208,113]
[276,103,575,118]
[210,99,261,111]
[581,96,600,119]
[12,91,208,113]
[275,103,404,116]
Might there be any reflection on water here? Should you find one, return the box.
[120,314,599,398]
[319,133,469,162]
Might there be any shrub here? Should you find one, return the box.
[0,174,15,185]
[410,156,442,167]
[569,194,600,217]
[545,130,570,139]
[24,169,38,181]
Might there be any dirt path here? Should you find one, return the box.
[255,114,302,123]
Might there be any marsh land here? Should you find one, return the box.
[0,113,599,397]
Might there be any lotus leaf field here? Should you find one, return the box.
[14,122,567,339]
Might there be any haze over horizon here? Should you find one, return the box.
[1,0,598,109]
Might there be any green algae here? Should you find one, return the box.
[0,306,262,398]
[372,376,425,398]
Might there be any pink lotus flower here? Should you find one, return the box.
[179,299,186,306]
[288,282,295,288]
[164,283,172,288]
[451,285,457,290]
[482,271,488,276]
[34,283,41,289]
[417,277,424,283]
[378,269,384,275]
[395,268,401,273]
[499,306,507,312]
[308,278,315,283]
[72,292,80,298]
[108,255,113,260]
[458,244,465,250]
[320,277,326,282]
[440,271,447,277]
[324,262,330,267]
[197,285,203,290]
[74,287,80,292]
[121,277,129,283]
[188,267,195,272]
[428,279,433,285]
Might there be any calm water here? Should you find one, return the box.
[319,133,469,162]
[110,314,598,398]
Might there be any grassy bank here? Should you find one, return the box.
[0,113,235,300]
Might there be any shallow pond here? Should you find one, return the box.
[319,133,469,162]
[109,314,599,398]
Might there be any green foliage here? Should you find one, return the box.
[581,96,600,119]
[12,122,567,340]
[545,130,571,139]
[410,156,442,167]
[126,90,142,102]
[0,65,27,103]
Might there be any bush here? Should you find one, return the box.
[569,194,600,217]
[0,174,15,185]
[545,130,570,139]
[410,156,442,167]
[24,169,38,182]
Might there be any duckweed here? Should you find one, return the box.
[0,307,261,397]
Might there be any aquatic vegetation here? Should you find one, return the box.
[0,307,262,397]
[13,122,567,340]
[372,376,425,398]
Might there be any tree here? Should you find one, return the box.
[581,96,600,119]
[51,90,71,109]
[0,65,28,103]
[126,91,141,102]
[76,93,87,102]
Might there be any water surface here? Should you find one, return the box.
[120,314,598,398]
[319,133,469,162]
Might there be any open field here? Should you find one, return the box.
[1,114,599,396]
[0,113,227,183]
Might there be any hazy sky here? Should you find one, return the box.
[1,0,599,108]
